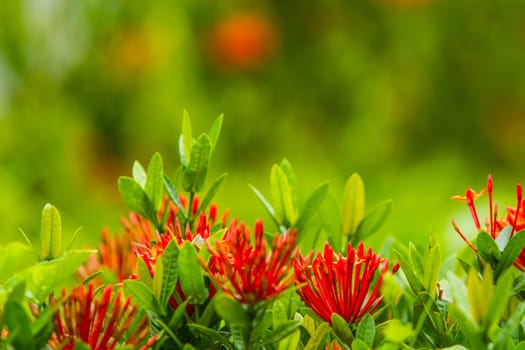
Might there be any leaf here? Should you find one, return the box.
[178,242,208,304]
[280,159,298,221]
[278,329,300,350]
[351,338,371,350]
[182,134,211,193]
[494,301,525,347]
[303,322,330,350]
[495,226,513,251]
[123,280,164,316]
[188,324,233,350]
[181,110,193,167]
[382,320,415,344]
[132,160,147,188]
[5,301,35,349]
[394,248,424,294]
[331,313,354,344]
[208,113,223,150]
[40,203,62,260]
[271,164,297,226]
[449,304,484,349]
[295,182,329,234]
[197,173,227,214]
[145,152,164,210]
[159,241,179,308]
[342,173,365,236]
[476,231,501,267]
[355,199,392,240]
[356,314,375,347]
[0,242,36,282]
[483,270,512,333]
[466,268,493,325]
[260,320,302,346]
[137,257,153,288]
[118,176,158,226]
[320,192,342,251]
[214,293,249,325]
[495,230,525,279]
[423,238,441,294]
[408,243,424,285]
[249,184,278,227]
[163,175,188,221]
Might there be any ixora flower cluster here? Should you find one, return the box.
[0,114,524,350]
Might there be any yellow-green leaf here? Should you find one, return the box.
[342,173,365,236]
[40,204,62,261]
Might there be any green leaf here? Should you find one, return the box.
[40,203,62,260]
[342,173,365,236]
[163,175,188,221]
[476,231,501,267]
[320,192,342,250]
[123,280,164,316]
[159,241,179,308]
[495,230,525,279]
[278,329,300,350]
[355,199,392,240]
[188,324,233,350]
[182,134,211,193]
[280,159,298,221]
[0,242,36,282]
[394,248,424,293]
[356,314,375,347]
[5,301,35,349]
[467,267,493,325]
[351,338,371,350]
[483,270,512,333]
[137,257,153,288]
[422,238,441,294]
[197,173,227,215]
[178,242,208,304]
[208,113,223,150]
[260,320,302,346]
[495,226,513,251]
[494,301,525,347]
[303,322,330,350]
[295,182,329,234]
[118,176,158,226]
[132,160,147,188]
[271,164,297,226]
[249,184,278,226]
[449,304,484,349]
[331,313,354,344]
[382,320,415,344]
[214,293,249,325]
[181,110,193,167]
[145,152,164,210]
[408,243,424,284]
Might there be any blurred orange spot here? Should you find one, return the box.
[206,12,279,70]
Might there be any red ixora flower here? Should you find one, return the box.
[49,283,156,350]
[205,219,299,305]
[452,174,525,271]
[294,242,398,324]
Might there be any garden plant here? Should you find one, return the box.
[0,113,523,350]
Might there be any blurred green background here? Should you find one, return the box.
[1,0,525,255]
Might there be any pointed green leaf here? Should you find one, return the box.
[356,314,375,347]
[351,338,370,350]
[466,268,493,325]
[5,301,35,349]
[0,242,36,282]
[271,164,297,226]
[331,313,354,344]
[449,305,484,349]
[123,280,165,315]
[214,293,249,325]
[132,161,147,188]
[495,230,525,279]
[295,182,329,234]
[423,238,441,294]
[188,324,233,350]
[476,231,501,267]
[181,110,193,167]
[394,248,424,293]
[278,328,300,350]
[198,173,227,214]
[40,203,62,260]
[260,320,302,346]
[495,226,513,251]
[342,173,365,236]
[408,243,424,284]
[145,152,164,210]
[137,257,153,288]
[183,134,211,193]
[249,184,278,227]
[303,322,330,350]
[208,114,223,150]
[163,175,188,220]
[178,242,208,304]
[280,159,298,220]
[483,270,512,333]
[494,301,525,347]
[118,176,158,226]
[159,241,179,308]
[355,199,392,240]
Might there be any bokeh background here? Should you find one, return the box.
[1,0,525,256]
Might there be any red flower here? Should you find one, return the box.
[294,242,398,324]
[205,220,298,305]
[49,283,156,350]
[452,175,525,271]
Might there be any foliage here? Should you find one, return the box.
[0,113,523,349]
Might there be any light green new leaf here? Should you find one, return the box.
[145,152,164,210]
[408,243,424,285]
[423,238,441,294]
[356,314,375,347]
[0,242,36,282]
[342,173,365,236]
[303,322,330,350]
[40,203,62,261]
[260,320,302,346]
[208,114,223,150]
[483,270,512,333]
[355,199,392,240]
[132,160,147,188]
[178,242,208,304]
[182,134,211,193]
[382,320,414,344]
[495,230,525,279]
[280,159,298,219]
[181,110,193,167]
[352,339,371,350]
[123,280,165,316]
[467,268,493,325]
[118,176,158,226]
[271,164,297,226]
